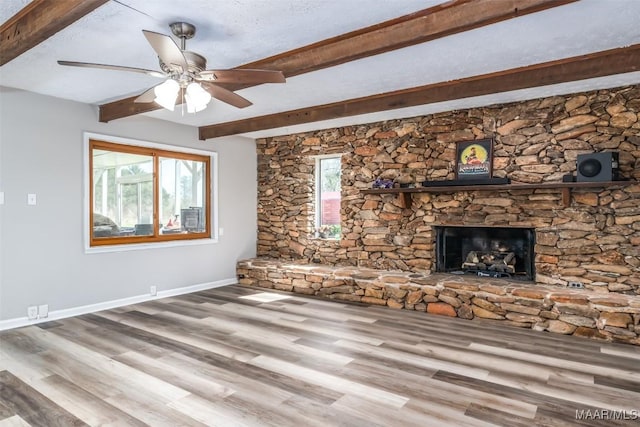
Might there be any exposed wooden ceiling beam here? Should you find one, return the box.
[99,0,575,122]
[198,43,640,140]
[238,0,576,79]
[0,0,108,66]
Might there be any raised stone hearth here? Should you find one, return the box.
[237,258,640,345]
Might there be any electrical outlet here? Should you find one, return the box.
[38,304,49,318]
[567,281,584,289]
[150,285,157,296]
[27,306,38,320]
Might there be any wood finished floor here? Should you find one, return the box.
[1,285,639,426]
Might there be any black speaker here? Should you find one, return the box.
[576,152,619,182]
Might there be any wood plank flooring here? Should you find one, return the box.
[1,284,639,426]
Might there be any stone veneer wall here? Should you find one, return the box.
[256,85,640,295]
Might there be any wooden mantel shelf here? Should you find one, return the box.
[361,181,637,209]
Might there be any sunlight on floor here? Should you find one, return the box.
[239,292,292,303]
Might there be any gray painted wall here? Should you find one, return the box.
[0,87,257,321]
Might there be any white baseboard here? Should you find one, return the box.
[0,278,237,331]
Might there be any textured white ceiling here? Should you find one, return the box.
[1,0,639,139]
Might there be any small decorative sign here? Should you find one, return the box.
[455,138,493,179]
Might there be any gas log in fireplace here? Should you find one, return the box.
[435,226,535,281]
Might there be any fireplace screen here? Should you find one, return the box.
[435,226,535,280]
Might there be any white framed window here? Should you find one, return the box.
[315,155,342,239]
[84,133,218,251]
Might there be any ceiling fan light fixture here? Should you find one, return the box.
[185,82,212,113]
[58,22,283,113]
[154,79,180,111]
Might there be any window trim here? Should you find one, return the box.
[84,132,218,252]
[314,154,342,238]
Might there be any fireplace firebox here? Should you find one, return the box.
[435,226,535,281]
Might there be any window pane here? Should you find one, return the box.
[89,139,212,247]
[159,157,207,234]
[93,149,154,238]
[318,157,341,238]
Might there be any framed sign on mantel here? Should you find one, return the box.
[455,138,494,180]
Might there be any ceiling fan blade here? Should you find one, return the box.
[197,69,286,84]
[200,82,252,108]
[57,60,165,78]
[142,30,189,73]
[134,85,158,103]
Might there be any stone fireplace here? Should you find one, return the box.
[434,225,535,281]
[255,85,640,296]
[243,84,640,345]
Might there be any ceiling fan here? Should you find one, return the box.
[58,22,285,113]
